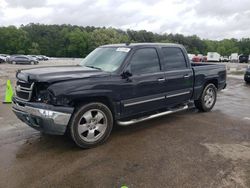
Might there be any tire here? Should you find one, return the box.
[12,61,16,64]
[194,83,217,112]
[69,102,113,148]
[30,61,34,65]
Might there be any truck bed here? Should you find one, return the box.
[191,62,227,100]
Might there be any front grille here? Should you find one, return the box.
[15,80,34,101]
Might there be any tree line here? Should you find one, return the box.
[0,23,249,57]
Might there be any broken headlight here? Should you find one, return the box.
[33,83,51,103]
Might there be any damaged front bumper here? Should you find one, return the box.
[12,97,74,135]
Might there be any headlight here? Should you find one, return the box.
[33,83,51,103]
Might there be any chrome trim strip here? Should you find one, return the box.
[124,96,165,107]
[166,91,190,98]
[118,105,188,126]
[16,89,30,93]
[15,82,34,101]
[124,91,190,107]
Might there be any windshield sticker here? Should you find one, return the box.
[116,47,130,53]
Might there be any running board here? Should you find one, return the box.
[117,105,189,126]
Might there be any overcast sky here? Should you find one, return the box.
[0,0,249,40]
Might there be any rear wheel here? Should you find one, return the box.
[194,83,217,112]
[12,61,16,64]
[69,102,113,148]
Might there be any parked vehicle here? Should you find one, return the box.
[202,56,207,62]
[0,56,5,63]
[12,43,227,148]
[197,54,204,61]
[192,55,201,63]
[27,55,39,61]
[36,55,44,61]
[28,55,48,61]
[229,53,238,63]
[220,56,229,62]
[244,67,250,83]
[41,55,49,60]
[207,52,221,62]
[9,55,39,65]
[188,54,195,61]
[192,54,203,63]
[239,54,249,63]
[0,54,9,62]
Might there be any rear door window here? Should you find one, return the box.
[162,47,187,70]
[130,48,160,75]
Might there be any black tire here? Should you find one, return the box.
[69,102,113,148]
[194,83,217,112]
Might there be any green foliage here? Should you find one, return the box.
[0,23,249,57]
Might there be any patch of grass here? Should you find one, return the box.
[229,71,245,75]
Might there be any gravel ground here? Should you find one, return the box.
[0,60,250,188]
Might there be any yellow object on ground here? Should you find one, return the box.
[3,79,14,103]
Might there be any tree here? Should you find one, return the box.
[0,23,249,58]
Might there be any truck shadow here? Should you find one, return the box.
[15,108,199,156]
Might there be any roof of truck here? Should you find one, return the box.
[101,43,184,48]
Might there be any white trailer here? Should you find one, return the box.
[229,53,238,63]
[207,52,221,62]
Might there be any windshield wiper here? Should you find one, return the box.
[85,65,102,71]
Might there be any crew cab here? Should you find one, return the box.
[12,43,227,148]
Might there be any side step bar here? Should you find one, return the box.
[117,105,189,126]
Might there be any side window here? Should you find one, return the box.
[162,47,187,70]
[130,48,160,75]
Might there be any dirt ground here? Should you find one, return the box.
[0,60,250,188]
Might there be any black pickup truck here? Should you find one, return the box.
[12,43,227,148]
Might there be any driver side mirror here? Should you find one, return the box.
[121,70,132,79]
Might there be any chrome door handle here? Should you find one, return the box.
[183,74,191,79]
[158,78,165,82]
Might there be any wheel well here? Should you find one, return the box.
[71,96,115,117]
[205,79,218,89]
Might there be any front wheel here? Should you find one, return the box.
[69,103,113,148]
[194,83,217,112]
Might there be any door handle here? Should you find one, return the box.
[183,74,191,79]
[158,78,166,82]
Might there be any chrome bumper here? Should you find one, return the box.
[12,98,73,135]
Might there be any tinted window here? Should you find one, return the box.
[162,47,187,70]
[130,48,160,75]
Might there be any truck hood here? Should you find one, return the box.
[16,65,110,83]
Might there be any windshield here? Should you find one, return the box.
[80,47,130,72]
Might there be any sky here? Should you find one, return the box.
[0,0,249,40]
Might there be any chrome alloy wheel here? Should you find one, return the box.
[204,87,215,108]
[77,109,108,142]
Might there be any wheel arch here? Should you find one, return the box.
[204,79,218,89]
[194,78,218,100]
[70,96,116,119]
